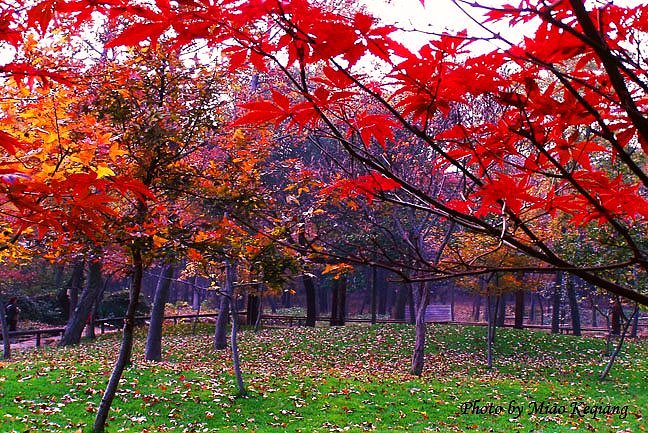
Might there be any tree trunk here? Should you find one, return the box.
[371,265,377,325]
[566,276,581,336]
[281,290,292,308]
[472,295,481,322]
[247,294,260,326]
[411,282,430,376]
[630,309,639,338]
[377,268,387,315]
[68,261,85,321]
[486,294,498,369]
[600,305,638,380]
[1,296,10,359]
[85,272,108,340]
[269,296,278,314]
[591,296,598,327]
[496,293,506,327]
[191,276,201,310]
[303,273,317,327]
[551,272,562,334]
[611,298,622,335]
[392,285,407,321]
[145,264,175,361]
[407,284,416,324]
[254,293,263,332]
[450,285,455,322]
[299,232,317,327]
[229,286,246,396]
[529,293,536,323]
[60,260,102,347]
[537,295,544,325]
[214,261,234,350]
[329,276,346,326]
[514,290,524,329]
[94,243,144,433]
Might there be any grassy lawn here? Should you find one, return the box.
[0,324,646,432]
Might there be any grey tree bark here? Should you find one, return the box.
[391,285,407,321]
[410,282,430,376]
[371,265,377,324]
[486,295,500,369]
[230,289,246,396]
[514,290,524,329]
[94,243,144,433]
[60,260,102,347]
[566,275,581,336]
[145,264,175,361]
[1,295,10,359]
[329,276,346,326]
[600,305,638,380]
[496,292,506,327]
[67,261,85,321]
[551,272,563,334]
[214,261,234,350]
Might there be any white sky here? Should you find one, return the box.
[361,0,517,53]
[362,0,647,53]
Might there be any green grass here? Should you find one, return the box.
[0,324,646,432]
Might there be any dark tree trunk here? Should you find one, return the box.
[1,296,10,359]
[601,305,638,380]
[450,285,455,322]
[214,261,234,350]
[407,284,416,324]
[630,310,639,338]
[60,260,102,347]
[329,276,346,326]
[486,294,498,369]
[371,265,377,325]
[254,291,263,332]
[94,243,144,433]
[591,296,598,327]
[529,293,536,323]
[391,285,407,321]
[303,274,317,327]
[377,268,387,315]
[551,272,563,334]
[496,293,506,327]
[611,298,622,335]
[67,261,85,321]
[246,294,260,326]
[514,290,524,329]
[281,289,292,308]
[87,276,109,339]
[269,296,278,314]
[145,264,175,361]
[472,295,481,322]
[191,276,201,310]
[229,287,246,396]
[299,232,317,327]
[318,283,328,314]
[411,282,430,376]
[566,276,581,336]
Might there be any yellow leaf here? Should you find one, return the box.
[94,164,115,178]
[45,132,59,144]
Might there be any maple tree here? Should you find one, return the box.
[40,0,644,307]
[1,0,647,430]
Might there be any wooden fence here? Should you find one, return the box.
[1,311,644,350]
